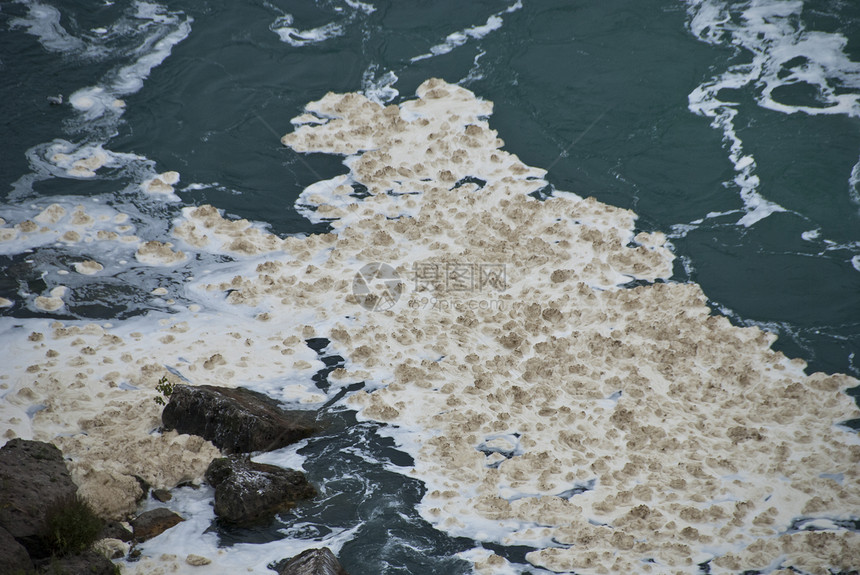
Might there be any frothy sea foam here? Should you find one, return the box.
[8,1,193,205]
[2,80,859,574]
[69,2,192,121]
[8,0,87,54]
[685,0,860,229]
[277,79,860,575]
[270,14,344,47]
[267,0,377,48]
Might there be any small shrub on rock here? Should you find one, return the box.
[43,495,103,555]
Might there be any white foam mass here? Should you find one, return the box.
[344,0,375,15]
[2,79,859,574]
[34,287,67,312]
[48,142,114,178]
[74,260,104,275]
[272,80,860,574]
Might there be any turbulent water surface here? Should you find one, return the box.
[1,1,860,574]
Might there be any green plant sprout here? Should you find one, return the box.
[154,376,175,406]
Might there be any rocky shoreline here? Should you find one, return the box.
[0,383,350,574]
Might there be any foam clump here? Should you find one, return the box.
[143,171,181,195]
[0,224,18,243]
[74,260,104,275]
[34,286,67,312]
[57,414,220,518]
[34,203,67,224]
[136,240,186,265]
[172,204,286,255]
[68,87,126,120]
[50,146,110,178]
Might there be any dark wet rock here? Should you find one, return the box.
[151,488,172,502]
[205,456,316,526]
[133,475,151,501]
[130,508,184,542]
[98,520,133,543]
[0,439,78,558]
[275,547,350,575]
[0,525,34,573]
[34,549,117,575]
[162,384,317,453]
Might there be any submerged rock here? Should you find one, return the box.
[131,507,184,542]
[276,547,350,575]
[0,439,78,558]
[151,488,172,502]
[162,384,317,453]
[205,456,316,525]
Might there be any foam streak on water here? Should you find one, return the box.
[71,4,192,120]
[7,0,192,205]
[410,1,522,63]
[9,0,87,54]
[267,0,378,48]
[684,0,860,229]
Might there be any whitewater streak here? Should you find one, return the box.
[684,0,860,228]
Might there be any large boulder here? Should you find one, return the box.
[130,507,184,542]
[0,439,78,557]
[205,456,316,525]
[0,525,33,573]
[162,385,316,453]
[276,547,350,575]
